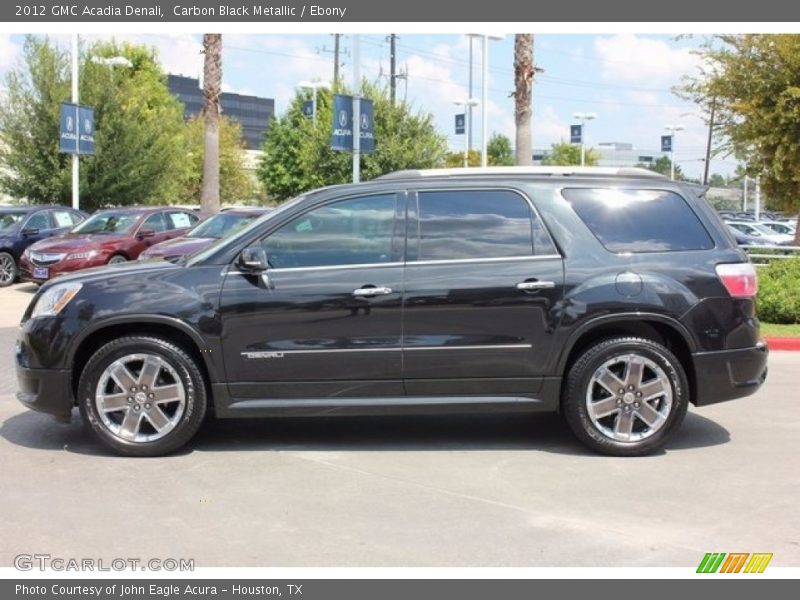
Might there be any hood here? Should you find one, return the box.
[141,236,215,258]
[29,233,128,253]
[41,258,179,288]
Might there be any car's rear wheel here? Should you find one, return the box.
[77,336,207,456]
[107,255,127,265]
[562,337,689,456]
[0,252,17,287]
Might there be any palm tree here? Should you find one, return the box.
[201,34,222,215]
[513,34,535,166]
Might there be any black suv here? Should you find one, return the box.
[15,167,768,456]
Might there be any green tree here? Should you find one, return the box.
[179,116,254,204]
[258,81,447,200]
[638,156,685,180]
[444,149,481,168]
[679,34,800,241]
[708,173,727,187]
[487,133,515,166]
[541,141,600,166]
[0,36,188,211]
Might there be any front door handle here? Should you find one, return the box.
[353,286,393,297]
[516,280,555,291]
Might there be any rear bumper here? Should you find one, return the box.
[691,342,768,406]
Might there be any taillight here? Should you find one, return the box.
[715,263,758,298]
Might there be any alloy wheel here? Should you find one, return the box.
[94,353,186,443]
[585,353,673,442]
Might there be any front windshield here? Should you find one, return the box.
[188,212,259,239]
[186,196,306,266]
[0,212,27,232]
[72,212,140,235]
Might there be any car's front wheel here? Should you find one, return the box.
[77,336,207,456]
[562,337,689,456]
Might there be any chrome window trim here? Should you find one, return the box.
[240,343,531,358]
[410,185,562,261]
[408,254,561,267]
[226,253,561,276]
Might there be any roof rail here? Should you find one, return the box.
[375,166,667,180]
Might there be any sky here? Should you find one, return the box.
[0,32,734,179]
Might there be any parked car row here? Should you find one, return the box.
[724,218,797,247]
[0,205,271,287]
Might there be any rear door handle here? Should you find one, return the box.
[516,280,555,291]
[353,286,393,297]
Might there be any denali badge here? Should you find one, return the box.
[241,351,285,359]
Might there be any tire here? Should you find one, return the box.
[562,337,689,456]
[0,251,17,287]
[107,255,128,265]
[77,336,207,456]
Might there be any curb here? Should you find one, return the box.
[765,337,800,351]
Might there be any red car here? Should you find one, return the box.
[20,207,199,283]
[139,207,271,261]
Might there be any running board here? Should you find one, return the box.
[213,394,551,418]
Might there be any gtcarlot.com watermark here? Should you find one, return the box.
[14,553,194,572]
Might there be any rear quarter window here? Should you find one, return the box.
[562,188,714,253]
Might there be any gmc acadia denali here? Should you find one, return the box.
[15,167,768,456]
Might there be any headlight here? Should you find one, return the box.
[66,250,98,261]
[30,283,82,319]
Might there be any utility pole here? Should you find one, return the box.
[388,34,397,105]
[703,97,716,185]
[333,33,341,87]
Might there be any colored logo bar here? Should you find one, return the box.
[697,552,773,573]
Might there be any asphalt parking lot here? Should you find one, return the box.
[0,282,798,568]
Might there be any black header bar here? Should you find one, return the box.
[4,0,800,22]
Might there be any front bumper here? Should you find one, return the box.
[692,342,768,406]
[20,255,107,283]
[16,364,73,422]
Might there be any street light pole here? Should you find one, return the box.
[481,35,488,167]
[473,34,504,168]
[468,37,473,152]
[664,124,685,180]
[352,34,361,183]
[71,34,79,210]
[572,112,597,167]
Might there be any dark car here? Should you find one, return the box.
[19,207,199,283]
[15,167,768,457]
[139,207,271,261]
[0,206,86,287]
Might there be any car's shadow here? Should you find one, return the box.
[0,409,730,458]
[13,283,39,294]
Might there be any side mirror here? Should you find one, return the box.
[138,228,155,239]
[21,227,39,236]
[239,246,268,272]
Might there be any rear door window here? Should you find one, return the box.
[563,188,714,253]
[167,211,197,230]
[414,189,556,261]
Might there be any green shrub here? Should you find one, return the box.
[757,258,800,324]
